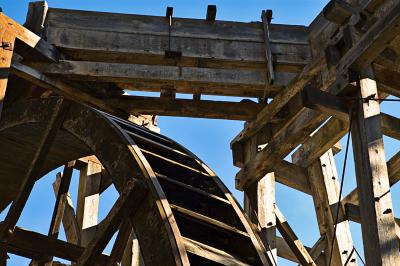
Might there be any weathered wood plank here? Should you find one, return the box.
[106,95,265,121]
[0,29,15,121]
[76,159,102,246]
[350,76,399,265]
[0,12,58,62]
[5,226,108,264]
[10,60,122,116]
[33,60,297,98]
[274,206,316,266]
[77,179,148,265]
[303,150,356,265]
[52,173,81,245]
[0,98,70,247]
[108,220,133,266]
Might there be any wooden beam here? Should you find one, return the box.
[0,98,70,247]
[302,85,349,121]
[77,179,148,266]
[0,12,58,62]
[243,173,277,263]
[52,173,81,245]
[274,160,311,195]
[24,1,48,35]
[274,206,316,266]
[33,60,296,98]
[303,149,356,265]
[343,150,400,206]
[323,0,354,25]
[48,162,74,239]
[292,118,348,168]
[4,226,108,264]
[233,0,400,190]
[106,95,264,121]
[350,75,399,264]
[108,220,133,266]
[76,159,102,246]
[10,60,123,116]
[0,29,15,120]
[121,229,143,266]
[43,8,310,70]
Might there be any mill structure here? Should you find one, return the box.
[0,0,400,265]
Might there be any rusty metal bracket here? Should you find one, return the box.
[1,41,12,51]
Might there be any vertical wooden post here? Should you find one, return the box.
[351,74,400,265]
[76,158,102,246]
[306,149,357,265]
[244,173,277,263]
[0,29,15,120]
[122,231,144,266]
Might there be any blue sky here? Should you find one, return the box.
[2,0,400,265]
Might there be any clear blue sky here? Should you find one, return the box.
[2,0,400,265]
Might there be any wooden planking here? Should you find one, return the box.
[232,0,400,189]
[0,12,58,62]
[76,159,102,246]
[10,60,122,116]
[343,150,400,206]
[0,98,70,246]
[33,60,297,98]
[52,173,81,245]
[183,237,250,266]
[0,29,15,120]
[43,8,310,69]
[5,226,108,264]
[350,76,399,265]
[303,150,356,265]
[77,179,148,265]
[274,206,316,266]
[104,95,264,121]
[243,173,277,263]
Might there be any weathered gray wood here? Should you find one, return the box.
[106,95,265,121]
[34,60,297,98]
[274,206,316,266]
[24,1,48,35]
[350,76,399,265]
[77,179,148,266]
[76,158,102,246]
[323,0,354,25]
[0,99,70,247]
[302,150,356,265]
[10,60,122,116]
[0,12,58,62]
[52,173,81,245]
[5,226,108,264]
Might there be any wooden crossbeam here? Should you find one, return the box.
[30,60,296,98]
[77,179,148,266]
[108,220,132,265]
[4,226,108,264]
[274,206,316,266]
[48,162,75,239]
[10,60,122,116]
[0,98,70,249]
[52,173,81,245]
[106,95,264,121]
[233,0,400,190]
[350,75,399,264]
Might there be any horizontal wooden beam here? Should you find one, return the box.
[31,60,297,98]
[44,8,310,71]
[10,60,123,116]
[5,226,108,264]
[302,86,350,121]
[105,95,264,120]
